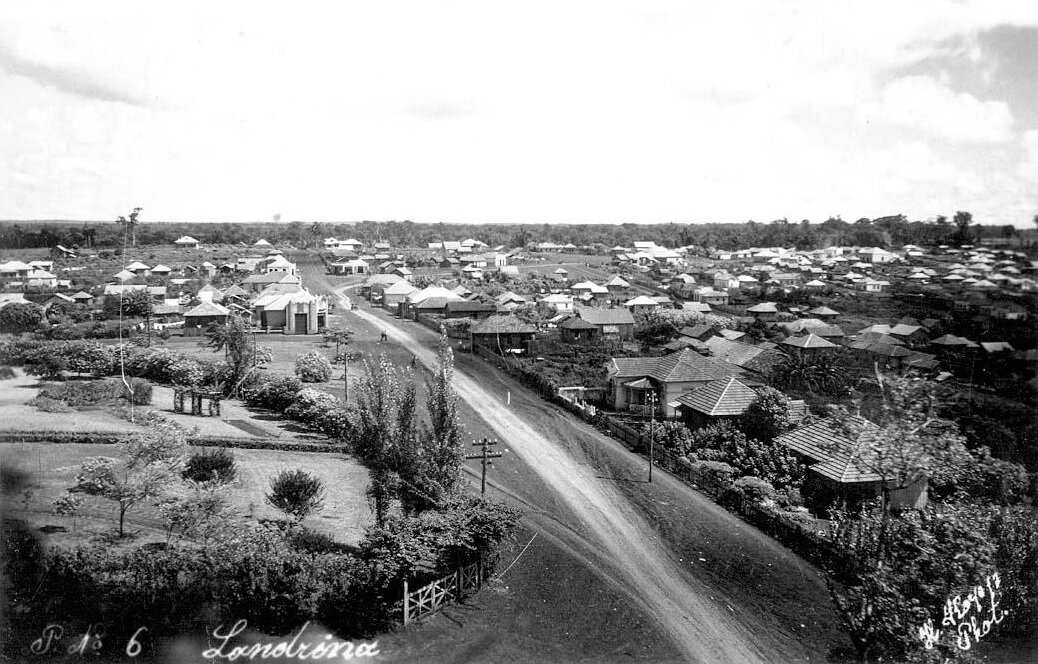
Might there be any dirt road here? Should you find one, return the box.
[347,298,763,664]
[296,254,842,662]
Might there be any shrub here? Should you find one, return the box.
[694,460,736,486]
[295,350,333,383]
[243,374,302,412]
[120,377,153,405]
[0,337,45,365]
[63,341,117,376]
[0,366,15,380]
[169,359,205,386]
[22,348,68,380]
[266,470,326,521]
[733,476,776,503]
[285,388,340,423]
[27,396,75,413]
[182,449,237,484]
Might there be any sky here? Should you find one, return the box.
[1,1,1036,227]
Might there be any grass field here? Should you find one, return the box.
[1,441,372,549]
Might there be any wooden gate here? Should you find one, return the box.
[402,560,482,625]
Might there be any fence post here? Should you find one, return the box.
[403,578,409,625]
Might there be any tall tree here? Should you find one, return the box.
[115,207,143,248]
[417,333,465,508]
[68,416,187,537]
[204,313,271,396]
[952,210,973,246]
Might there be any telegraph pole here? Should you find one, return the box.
[465,438,503,495]
[648,391,656,483]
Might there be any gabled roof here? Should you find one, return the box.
[70,291,93,300]
[604,275,630,287]
[125,261,150,271]
[575,306,635,326]
[470,315,536,334]
[174,235,199,244]
[675,377,758,416]
[775,417,883,483]
[184,301,231,318]
[806,306,839,316]
[150,264,172,272]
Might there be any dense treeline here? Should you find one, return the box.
[1,215,1031,251]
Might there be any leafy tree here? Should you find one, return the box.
[323,327,354,354]
[690,423,805,490]
[771,349,855,397]
[294,350,333,383]
[118,288,154,346]
[161,479,235,544]
[835,375,972,513]
[354,355,411,526]
[634,310,678,347]
[204,314,271,396]
[0,302,44,333]
[952,210,973,246]
[182,448,237,484]
[266,469,326,522]
[742,386,797,443]
[410,333,465,511]
[115,206,143,247]
[825,500,1038,663]
[70,416,187,536]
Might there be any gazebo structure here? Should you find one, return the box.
[173,386,223,416]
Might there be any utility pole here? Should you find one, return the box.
[648,391,656,484]
[465,438,503,495]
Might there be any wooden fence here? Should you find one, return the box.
[402,560,482,625]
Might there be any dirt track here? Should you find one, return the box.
[349,297,762,664]
[296,254,843,662]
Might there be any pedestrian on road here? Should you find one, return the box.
[380,330,388,342]
[410,354,417,368]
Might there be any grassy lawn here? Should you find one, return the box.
[1,441,372,549]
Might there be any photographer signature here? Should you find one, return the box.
[917,571,1008,652]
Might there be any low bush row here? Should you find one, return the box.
[6,495,520,655]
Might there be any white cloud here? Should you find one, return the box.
[871,75,1013,143]
[1,1,1038,225]
[1020,130,1038,183]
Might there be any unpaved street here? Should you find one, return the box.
[348,294,765,664]
[298,255,842,662]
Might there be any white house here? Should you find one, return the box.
[539,293,574,312]
[174,235,201,248]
